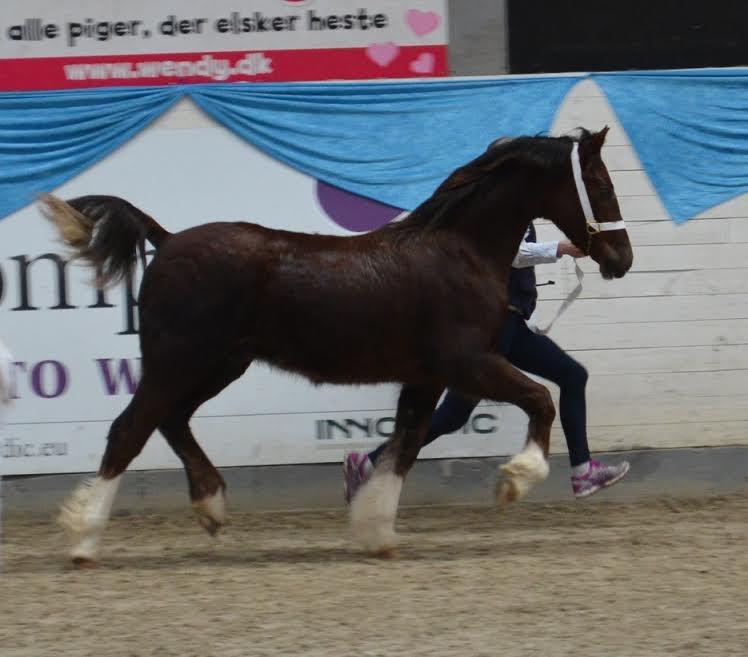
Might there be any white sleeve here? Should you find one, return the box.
[512,240,560,269]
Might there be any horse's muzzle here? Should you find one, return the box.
[599,244,633,280]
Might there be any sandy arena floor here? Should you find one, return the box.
[1,495,746,657]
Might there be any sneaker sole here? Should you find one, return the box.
[574,461,630,499]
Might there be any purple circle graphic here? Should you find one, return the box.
[316,181,404,233]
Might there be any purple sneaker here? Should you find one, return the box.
[343,451,374,505]
[572,459,630,498]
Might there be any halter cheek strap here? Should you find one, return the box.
[570,142,626,238]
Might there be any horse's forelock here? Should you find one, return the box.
[565,127,594,143]
[488,136,515,150]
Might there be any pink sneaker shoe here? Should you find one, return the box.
[572,459,630,498]
[343,451,374,505]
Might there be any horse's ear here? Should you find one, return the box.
[581,126,609,160]
[595,125,610,147]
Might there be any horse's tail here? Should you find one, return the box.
[38,194,171,288]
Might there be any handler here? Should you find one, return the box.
[344,223,630,503]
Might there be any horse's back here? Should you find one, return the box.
[137,219,374,352]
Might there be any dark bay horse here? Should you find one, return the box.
[40,127,632,566]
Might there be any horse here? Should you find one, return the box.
[40,127,632,567]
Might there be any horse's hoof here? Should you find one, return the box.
[497,479,519,506]
[371,547,398,560]
[72,556,97,569]
[192,490,226,537]
[197,515,222,537]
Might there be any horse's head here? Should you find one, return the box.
[385,129,632,281]
[547,128,633,279]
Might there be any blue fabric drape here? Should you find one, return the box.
[189,77,581,210]
[0,86,181,219]
[595,69,748,223]
[3,69,748,224]
[0,76,580,220]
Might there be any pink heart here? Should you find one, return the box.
[409,52,436,75]
[366,42,400,68]
[406,9,441,37]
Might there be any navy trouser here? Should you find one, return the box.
[371,312,591,467]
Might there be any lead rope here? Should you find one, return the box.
[532,259,584,335]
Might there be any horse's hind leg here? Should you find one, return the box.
[158,357,252,535]
[58,375,169,567]
[159,416,227,535]
[350,384,441,555]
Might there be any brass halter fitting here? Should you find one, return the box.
[585,221,600,255]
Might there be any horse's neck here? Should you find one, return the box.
[458,178,539,276]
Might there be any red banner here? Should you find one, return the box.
[0,45,448,91]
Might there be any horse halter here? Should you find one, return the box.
[571,142,626,254]
[536,142,626,336]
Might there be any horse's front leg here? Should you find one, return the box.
[454,352,555,504]
[349,384,441,556]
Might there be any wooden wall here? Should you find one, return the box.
[536,80,748,454]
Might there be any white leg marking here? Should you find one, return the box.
[192,488,226,534]
[349,469,403,552]
[499,442,549,503]
[58,475,122,561]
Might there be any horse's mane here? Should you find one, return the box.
[382,129,592,242]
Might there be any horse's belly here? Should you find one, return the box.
[256,323,429,385]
